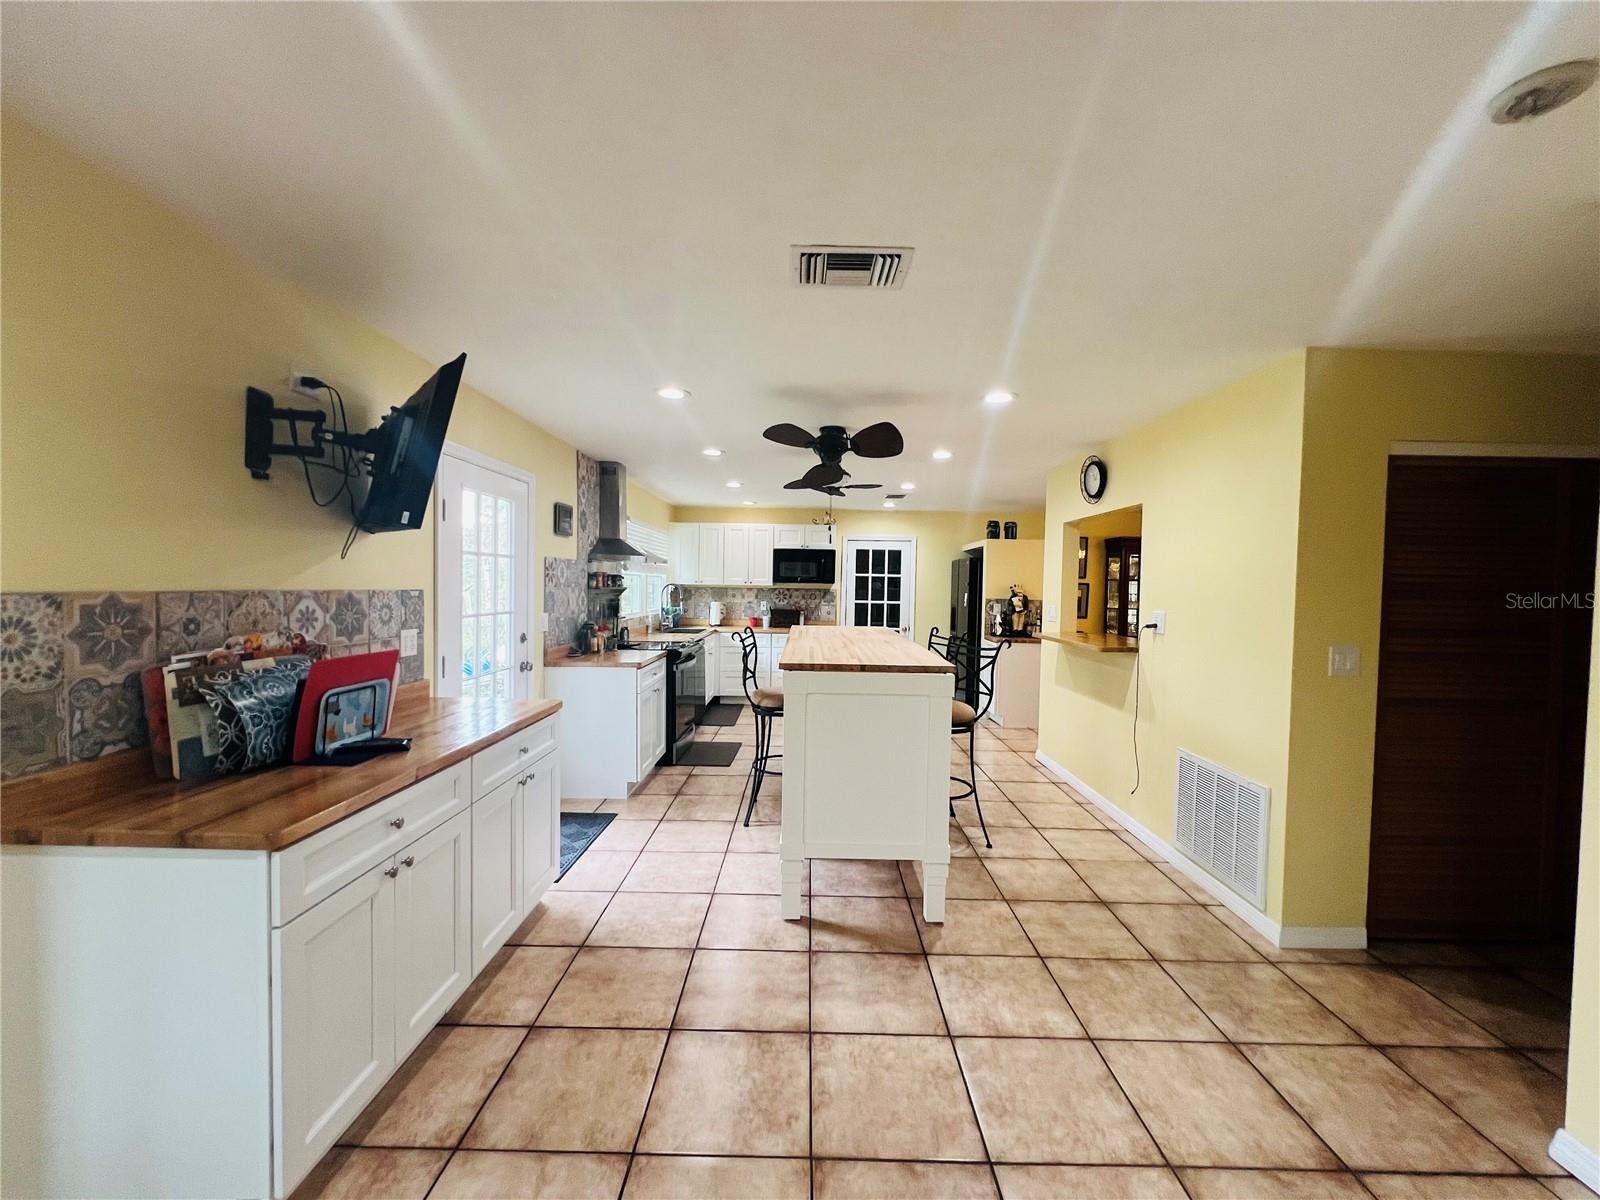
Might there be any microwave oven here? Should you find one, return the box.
[772,547,835,585]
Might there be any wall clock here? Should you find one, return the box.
[1080,455,1108,504]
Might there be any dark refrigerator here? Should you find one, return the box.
[949,548,983,708]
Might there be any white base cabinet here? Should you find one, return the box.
[547,659,666,799]
[1,712,561,1200]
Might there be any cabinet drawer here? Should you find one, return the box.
[472,715,557,800]
[638,660,667,693]
[271,762,469,927]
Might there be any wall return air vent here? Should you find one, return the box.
[1174,748,1270,910]
[792,245,913,289]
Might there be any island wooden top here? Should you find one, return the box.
[0,685,561,852]
[779,626,956,674]
[545,645,668,668]
[1038,630,1141,653]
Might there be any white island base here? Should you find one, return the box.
[777,627,957,923]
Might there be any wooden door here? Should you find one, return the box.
[843,537,917,637]
[393,811,472,1057]
[1369,455,1597,941]
[436,453,534,702]
[273,860,395,1195]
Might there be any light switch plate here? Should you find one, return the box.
[1046,603,1059,623]
[400,628,419,657]
[1328,644,1360,677]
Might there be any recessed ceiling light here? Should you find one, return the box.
[931,448,953,461]
[883,500,897,509]
[899,481,916,491]
[656,385,689,401]
[983,389,1016,406]
[701,447,723,457]
[725,480,742,489]
[742,500,757,506]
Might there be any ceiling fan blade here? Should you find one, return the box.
[820,486,846,497]
[800,463,846,488]
[783,478,814,490]
[885,493,907,500]
[842,483,881,489]
[847,421,904,458]
[763,423,816,449]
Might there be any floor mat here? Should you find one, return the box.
[698,703,744,727]
[676,741,743,767]
[558,812,616,879]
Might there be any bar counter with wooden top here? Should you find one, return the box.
[1,681,564,1200]
[777,626,956,922]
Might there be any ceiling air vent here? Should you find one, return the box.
[793,245,913,289]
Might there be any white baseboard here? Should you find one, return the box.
[1550,1129,1600,1195]
[1032,750,1367,952]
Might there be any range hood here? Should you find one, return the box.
[589,461,662,563]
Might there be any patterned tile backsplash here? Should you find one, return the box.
[681,587,837,625]
[0,588,425,780]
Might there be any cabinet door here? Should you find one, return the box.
[803,524,835,548]
[768,634,788,691]
[721,634,747,698]
[671,523,699,585]
[394,810,472,1059]
[653,681,669,761]
[471,778,521,975]
[274,861,395,1195]
[703,636,719,701]
[747,526,774,585]
[520,749,559,911]
[773,525,805,549]
[698,525,725,584]
[723,526,750,585]
[636,684,659,779]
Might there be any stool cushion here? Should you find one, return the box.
[753,687,785,709]
[952,699,977,726]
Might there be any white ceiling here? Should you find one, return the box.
[5,2,1597,511]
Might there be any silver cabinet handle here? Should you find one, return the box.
[390,816,406,829]
[401,855,415,869]
[383,865,399,878]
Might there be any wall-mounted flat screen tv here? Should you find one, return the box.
[357,353,465,532]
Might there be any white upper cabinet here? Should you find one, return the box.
[670,523,795,586]
[697,525,725,585]
[748,526,774,585]
[723,525,751,584]
[803,524,835,548]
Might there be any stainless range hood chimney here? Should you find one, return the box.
[589,461,651,563]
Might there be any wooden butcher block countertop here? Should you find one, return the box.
[0,685,561,852]
[779,626,956,674]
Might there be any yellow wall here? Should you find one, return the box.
[981,539,1044,611]
[0,116,580,689]
[627,480,674,531]
[1039,354,1309,920]
[672,506,1045,641]
[1282,348,1600,927]
[1564,529,1600,1161]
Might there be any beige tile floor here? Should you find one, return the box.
[294,715,1586,1200]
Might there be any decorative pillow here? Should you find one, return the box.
[198,657,312,773]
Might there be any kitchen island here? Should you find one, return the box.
[778,626,956,922]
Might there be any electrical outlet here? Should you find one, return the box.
[400,629,419,657]
[1328,645,1360,677]
[541,612,550,632]
[288,369,323,398]
[1148,610,1166,635]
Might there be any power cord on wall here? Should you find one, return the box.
[1129,620,1159,794]
[295,377,367,559]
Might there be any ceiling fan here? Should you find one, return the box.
[763,421,904,495]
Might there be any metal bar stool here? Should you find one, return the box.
[735,627,783,827]
[929,628,1006,848]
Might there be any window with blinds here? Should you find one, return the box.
[620,520,670,618]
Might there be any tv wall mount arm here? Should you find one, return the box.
[244,386,382,480]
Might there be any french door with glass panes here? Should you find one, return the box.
[842,537,917,638]
[435,452,533,702]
